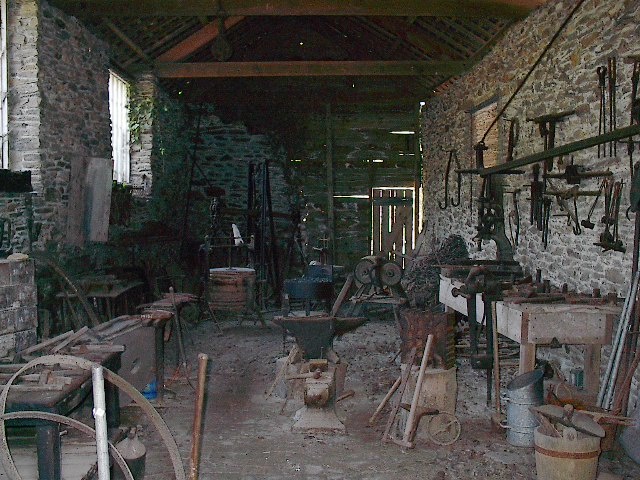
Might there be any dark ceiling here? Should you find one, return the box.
[49,0,547,131]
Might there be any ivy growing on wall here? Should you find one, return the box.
[128,84,155,145]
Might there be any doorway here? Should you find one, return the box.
[371,187,415,267]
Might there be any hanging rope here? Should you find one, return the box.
[479,0,589,145]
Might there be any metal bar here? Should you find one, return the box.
[481,124,640,176]
[92,366,111,480]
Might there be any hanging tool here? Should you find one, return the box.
[526,110,575,171]
[506,118,520,163]
[581,179,606,229]
[508,189,521,247]
[620,59,640,177]
[597,65,608,158]
[438,149,462,209]
[530,164,544,230]
[608,57,617,157]
[542,197,552,249]
[595,179,625,253]
[543,160,612,185]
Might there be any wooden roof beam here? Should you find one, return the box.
[51,0,547,19]
[103,19,151,62]
[154,60,472,78]
[156,16,245,62]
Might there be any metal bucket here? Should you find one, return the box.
[209,267,256,311]
[506,369,544,447]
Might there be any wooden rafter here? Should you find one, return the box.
[157,16,245,62]
[154,60,472,78]
[103,19,151,62]
[51,0,547,18]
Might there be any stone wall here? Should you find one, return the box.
[421,0,640,408]
[0,192,33,253]
[37,0,111,245]
[129,74,157,197]
[2,0,111,248]
[0,258,37,356]
[186,107,291,242]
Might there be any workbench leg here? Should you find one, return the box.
[519,343,537,374]
[105,378,121,430]
[584,345,601,398]
[37,423,61,480]
[155,323,165,403]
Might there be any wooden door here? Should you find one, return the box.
[371,187,414,267]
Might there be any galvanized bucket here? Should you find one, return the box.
[506,369,544,447]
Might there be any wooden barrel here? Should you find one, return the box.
[534,426,600,480]
[208,268,256,311]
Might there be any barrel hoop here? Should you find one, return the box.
[534,444,599,460]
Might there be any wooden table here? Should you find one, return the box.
[57,278,145,326]
[3,351,121,480]
[439,275,618,395]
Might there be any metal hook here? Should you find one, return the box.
[450,150,462,207]
[439,149,461,210]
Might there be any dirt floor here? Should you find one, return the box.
[122,314,640,480]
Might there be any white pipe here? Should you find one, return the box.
[92,366,111,480]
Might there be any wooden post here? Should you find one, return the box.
[413,104,422,244]
[326,104,336,262]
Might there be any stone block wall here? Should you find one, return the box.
[7,0,41,179]
[129,74,157,197]
[37,1,111,245]
[421,0,640,408]
[184,107,291,241]
[0,192,33,253]
[2,0,111,248]
[0,258,37,357]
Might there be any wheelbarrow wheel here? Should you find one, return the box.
[427,413,461,446]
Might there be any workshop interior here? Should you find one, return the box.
[1,0,640,479]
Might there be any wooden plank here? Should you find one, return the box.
[519,343,536,374]
[326,104,336,262]
[584,345,601,398]
[156,16,245,62]
[50,0,543,18]
[155,60,473,78]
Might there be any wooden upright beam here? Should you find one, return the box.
[156,16,245,62]
[155,60,472,78]
[50,0,546,18]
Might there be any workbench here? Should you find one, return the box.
[57,276,145,326]
[3,350,121,480]
[439,274,618,395]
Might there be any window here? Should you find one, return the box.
[0,0,8,169]
[109,71,130,183]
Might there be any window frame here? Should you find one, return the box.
[109,70,131,184]
[0,0,8,169]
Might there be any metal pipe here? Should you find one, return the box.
[92,366,111,480]
[599,270,640,407]
[190,353,209,480]
[598,272,634,406]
